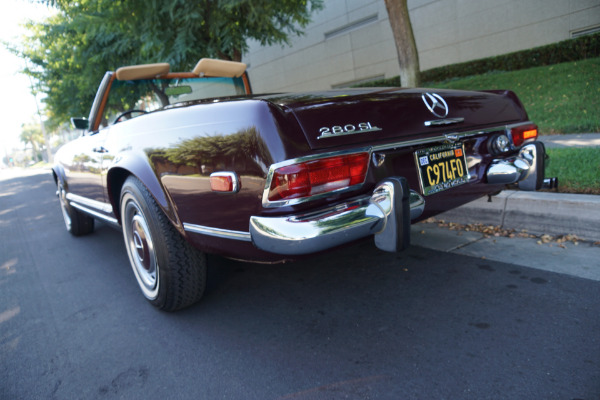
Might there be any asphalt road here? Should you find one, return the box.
[1,169,599,400]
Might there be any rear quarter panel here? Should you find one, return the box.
[104,98,309,259]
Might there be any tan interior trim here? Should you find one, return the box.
[192,58,247,78]
[115,63,170,80]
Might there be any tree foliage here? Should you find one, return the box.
[20,120,45,161]
[164,126,271,172]
[16,0,323,125]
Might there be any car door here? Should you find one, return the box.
[61,129,109,207]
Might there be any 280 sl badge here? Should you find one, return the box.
[317,122,381,140]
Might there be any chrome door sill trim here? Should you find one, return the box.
[66,192,113,214]
[70,201,119,225]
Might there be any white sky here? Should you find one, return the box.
[0,0,55,156]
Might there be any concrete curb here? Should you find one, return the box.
[438,190,600,242]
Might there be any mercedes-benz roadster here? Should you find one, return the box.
[53,58,548,310]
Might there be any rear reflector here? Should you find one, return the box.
[268,152,370,202]
[210,172,239,193]
[510,124,538,147]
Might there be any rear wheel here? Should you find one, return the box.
[57,183,95,236]
[120,176,207,311]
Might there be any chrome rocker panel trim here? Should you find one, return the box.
[249,183,424,256]
[66,193,119,225]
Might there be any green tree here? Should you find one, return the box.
[20,120,45,162]
[14,0,323,126]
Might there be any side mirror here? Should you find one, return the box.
[71,117,89,130]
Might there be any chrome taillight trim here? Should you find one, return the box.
[505,121,538,149]
[261,147,371,208]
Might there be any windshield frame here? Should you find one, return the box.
[90,71,252,132]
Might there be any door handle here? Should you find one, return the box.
[92,146,108,153]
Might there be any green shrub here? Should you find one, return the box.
[422,32,600,83]
[355,32,600,87]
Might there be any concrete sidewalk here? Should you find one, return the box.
[438,190,600,241]
[411,222,600,281]
[539,133,600,148]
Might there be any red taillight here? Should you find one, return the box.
[268,152,370,202]
[510,124,538,147]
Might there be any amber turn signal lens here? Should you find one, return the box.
[510,124,538,147]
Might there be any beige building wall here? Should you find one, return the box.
[243,0,600,92]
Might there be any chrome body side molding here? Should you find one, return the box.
[183,223,252,242]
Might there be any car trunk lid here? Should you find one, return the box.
[260,88,528,150]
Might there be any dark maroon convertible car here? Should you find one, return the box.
[53,58,547,310]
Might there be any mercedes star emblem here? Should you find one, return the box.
[422,92,449,118]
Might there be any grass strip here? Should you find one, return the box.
[427,57,600,134]
[545,147,600,194]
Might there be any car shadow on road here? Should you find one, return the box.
[157,239,599,398]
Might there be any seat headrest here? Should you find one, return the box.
[115,63,170,80]
[192,58,247,78]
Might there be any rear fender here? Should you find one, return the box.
[52,164,66,188]
[482,89,529,120]
[106,151,178,227]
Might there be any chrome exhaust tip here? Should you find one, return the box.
[542,177,559,190]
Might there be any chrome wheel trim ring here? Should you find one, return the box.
[123,197,159,299]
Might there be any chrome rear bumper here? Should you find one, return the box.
[486,142,545,190]
[249,179,424,256]
[250,142,546,256]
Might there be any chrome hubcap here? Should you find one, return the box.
[132,216,151,270]
[124,199,158,298]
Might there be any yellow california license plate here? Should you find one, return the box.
[414,143,469,196]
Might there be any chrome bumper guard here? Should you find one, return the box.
[486,142,545,190]
[250,178,425,256]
